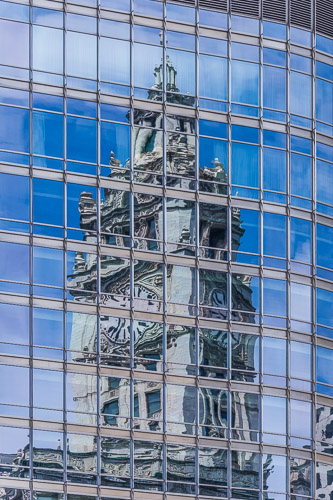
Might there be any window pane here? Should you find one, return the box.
[33,26,63,74]
[263,65,286,110]
[231,60,259,105]
[100,38,130,85]
[67,31,97,79]
[232,143,259,187]
[0,105,29,153]
[316,78,333,124]
[0,173,29,221]
[199,55,227,100]
[33,111,63,158]
[290,72,312,117]
[0,19,29,68]
[67,116,97,163]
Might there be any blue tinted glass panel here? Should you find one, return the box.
[167,31,195,51]
[167,3,195,23]
[199,137,227,174]
[317,224,333,270]
[263,396,286,434]
[291,218,311,263]
[135,0,163,16]
[0,303,29,345]
[67,184,97,230]
[291,135,312,155]
[33,93,63,112]
[290,26,312,46]
[317,160,333,206]
[263,148,286,192]
[33,178,63,226]
[290,153,312,199]
[263,130,286,148]
[0,173,29,221]
[67,32,97,79]
[33,111,63,158]
[200,37,227,56]
[101,104,130,123]
[0,87,29,107]
[67,98,96,118]
[167,49,195,95]
[290,72,312,117]
[0,106,29,153]
[100,19,130,39]
[317,289,333,328]
[32,7,63,27]
[134,25,160,44]
[67,116,97,163]
[232,143,258,188]
[234,209,259,254]
[263,338,286,375]
[290,54,312,73]
[263,213,286,258]
[317,34,333,55]
[317,346,333,385]
[316,79,333,124]
[67,13,97,34]
[263,21,286,40]
[232,125,259,144]
[0,242,29,282]
[33,308,63,348]
[199,9,227,29]
[199,55,227,100]
[33,247,63,287]
[200,120,227,139]
[263,279,286,317]
[0,19,29,68]
[231,60,259,106]
[263,66,286,110]
[101,121,130,167]
[317,142,333,162]
[232,15,259,35]
[263,48,286,65]
[232,43,259,62]
[134,44,162,88]
[33,26,63,74]
[0,1,29,21]
[100,38,130,85]
[291,283,311,322]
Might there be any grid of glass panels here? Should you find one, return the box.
[0,0,333,500]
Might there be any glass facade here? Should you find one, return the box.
[0,0,333,500]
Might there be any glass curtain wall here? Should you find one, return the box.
[0,0,333,500]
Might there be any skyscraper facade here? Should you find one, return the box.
[0,0,333,499]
